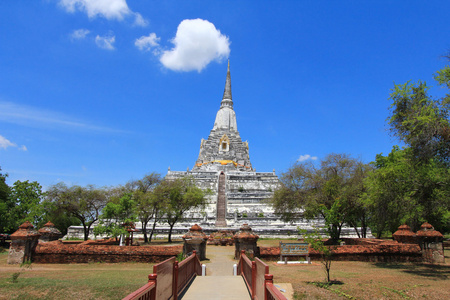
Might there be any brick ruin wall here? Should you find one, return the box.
[21,237,443,264]
[259,239,423,263]
[33,240,182,264]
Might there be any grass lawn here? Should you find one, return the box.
[258,240,450,299]
[0,250,155,300]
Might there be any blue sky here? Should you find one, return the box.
[1,1,449,189]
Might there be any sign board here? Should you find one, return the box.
[280,242,309,256]
[279,242,310,264]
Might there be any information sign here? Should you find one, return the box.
[279,242,310,264]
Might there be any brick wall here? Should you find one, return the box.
[34,240,182,263]
[259,242,423,263]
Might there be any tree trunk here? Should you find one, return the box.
[361,217,367,238]
[83,223,90,241]
[337,223,343,241]
[149,218,158,242]
[142,220,149,243]
[168,222,175,243]
[325,260,331,282]
[351,222,361,238]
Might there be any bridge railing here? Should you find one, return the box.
[237,250,288,300]
[123,250,202,300]
[237,250,255,295]
[122,274,157,300]
[174,251,202,299]
[153,256,176,300]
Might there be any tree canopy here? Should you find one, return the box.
[46,183,108,240]
[155,177,207,242]
[127,173,162,243]
[364,146,450,236]
[271,154,371,240]
[0,167,13,233]
[388,64,450,166]
[365,59,450,236]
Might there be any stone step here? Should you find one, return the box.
[215,172,227,227]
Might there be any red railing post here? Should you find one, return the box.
[173,261,179,300]
[251,260,256,299]
[264,274,273,300]
[240,250,245,275]
[192,250,199,274]
[148,274,157,300]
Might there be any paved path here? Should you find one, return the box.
[203,245,236,276]
[181,276,249,300]
[181,245,250,299]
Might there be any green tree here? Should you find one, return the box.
[46,183,108,241]
[94,192,137,239]
[388,64,449,165]
[9,180,45,228]
[272,154,371,241]
[365,146,450,235]
[0,167,13,233]
[126,173,161,243]
[300,228,335,283]
[156,177,207,243]
[376,59,450,234]
[40,199,81,235]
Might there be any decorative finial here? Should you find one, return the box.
[221,60,233,108]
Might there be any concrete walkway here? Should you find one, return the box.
[181,245,250,299]
[203,245,237,276]
[181,276,250,300]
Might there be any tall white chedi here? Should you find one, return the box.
[193,61,253,172]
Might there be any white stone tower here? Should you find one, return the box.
[167,62,280,227]
[193,61,253,172]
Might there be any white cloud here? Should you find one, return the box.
[133,12,148,27]
[135,33,160,53]
[95,33,115,50]
[71,28,90,40]
[0,135,16,149]
[19,145,27,151]
[160,19,230,72]
[59,0,147,26]
[0,101,126,134]
[297,154,318,162]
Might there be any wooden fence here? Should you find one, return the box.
[123,251,201,300]
[237,250,287,300]
[122,274,157,300]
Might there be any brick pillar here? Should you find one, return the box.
[416,222,444,264]
[8,221,41,264]
[392,224,417,244]
[233,223,259,259]
[182,224,208,260]
[38,221,62,242]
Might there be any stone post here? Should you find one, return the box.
[182,224,208,260]
[233,223,259,259]
[38,221,63,242]
[416,222,444,263]
[8,221,41,264]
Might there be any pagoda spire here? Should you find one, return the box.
[221,60,233,108]
[213,61,237,131]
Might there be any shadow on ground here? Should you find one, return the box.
[372,262,450,280]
